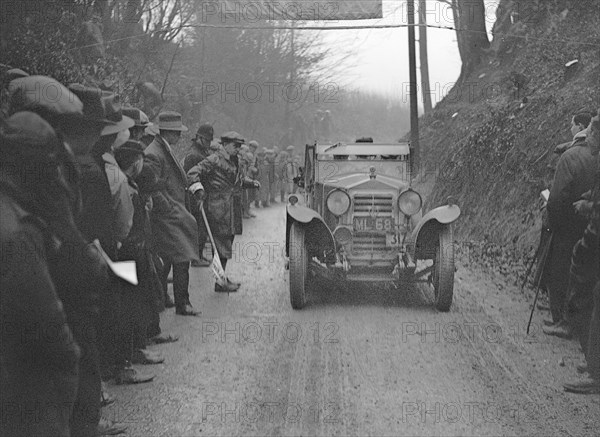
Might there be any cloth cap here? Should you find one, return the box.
[220,131,245,146]
[158,111,188,132]
[0,111,62,156]
[114,139,145,170]
[248,140,259,149]
[196,123,214,141]
[8,76,84,127]
[286,145,295,151]
[122,106,150,127]
[68,84,134,135]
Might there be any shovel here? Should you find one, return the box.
[199,202,227,286]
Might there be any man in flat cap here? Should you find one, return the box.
[183,122,215,267]
[145,111,200,316]
[187,132,260,292]
[1,111,81,437]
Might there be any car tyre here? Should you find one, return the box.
[289,222,309,309]
[432,226,454,312]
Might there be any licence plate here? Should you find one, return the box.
[353,217,394,232]
[385,233,400,247]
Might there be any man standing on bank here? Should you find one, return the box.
[183,123,214,267]
[187,132,260,292]
[145,112,200,315]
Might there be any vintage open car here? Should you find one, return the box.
[285,141,460,311]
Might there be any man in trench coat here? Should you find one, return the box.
[145,111,200,316]
[187,131,260,292]
[183,123,214,266]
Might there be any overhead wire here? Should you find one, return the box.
[69,20,600,52]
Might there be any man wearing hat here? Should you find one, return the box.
[187,132,260,292]
[70,85,157,399]
[0,111,81,437]
[145,111,200,316]
[183,122,215,267]
[122,106,153,142]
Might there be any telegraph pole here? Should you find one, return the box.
[284,21,296,135]
[407,0,420,172]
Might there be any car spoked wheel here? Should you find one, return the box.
[432,226,454,312]
[289,222,310,309]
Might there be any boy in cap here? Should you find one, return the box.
[187,132,260,292]
[183,122,215,267]
[145,111,200,316]
[114,140,165,366]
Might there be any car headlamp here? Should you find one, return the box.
[288,194,299,205]
[326,189,351,216]
[398,189,422,216]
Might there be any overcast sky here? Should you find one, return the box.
[312,0,499,105]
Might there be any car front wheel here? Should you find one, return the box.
[289,222,310,309]
[432,226,454,312]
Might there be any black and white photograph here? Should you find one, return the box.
[1,0,599,436]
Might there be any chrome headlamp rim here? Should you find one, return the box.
[326,189,351,216]
[398,188,422,216]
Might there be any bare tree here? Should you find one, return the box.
[439,0,490,82]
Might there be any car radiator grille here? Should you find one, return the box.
[351,194,394,253]
[352,194,393,217]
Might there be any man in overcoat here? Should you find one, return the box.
[562,113,600,394]
[187,132,260,292]
[183,123,214,266]
[145,111,200,316]
[543,115,597,336]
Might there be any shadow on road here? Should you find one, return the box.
[306,278,437,311]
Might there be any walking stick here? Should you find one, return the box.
[521,241,541,293]
[527,233,553,334]
[199,201,227,286]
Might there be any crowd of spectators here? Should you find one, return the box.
[0,69,286,436]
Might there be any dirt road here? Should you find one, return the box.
[105,203,599,436]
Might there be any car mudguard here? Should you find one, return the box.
[285,204,336,261]
[408,204,461,259]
